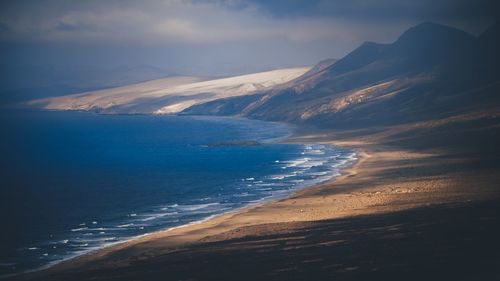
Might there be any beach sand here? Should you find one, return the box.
[10,114,500,280]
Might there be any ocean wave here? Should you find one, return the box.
[304,149,325,155]
[309,171,329,176]
[139,212,178,222]
[284,158,311,168]
[176,202,220,211]
[195,197,212,202]
[233,192,251,197]
[70,227,88,232]
[116,223,134,228]
[255,183,277,186]
[12,142,356,277]
[269,172,299,180]
[86,227,105,231]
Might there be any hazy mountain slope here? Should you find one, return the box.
[0,65,173,105]
[184,22,499,128]
[29,67,309,114]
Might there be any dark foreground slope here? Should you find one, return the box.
[23,201,500,281]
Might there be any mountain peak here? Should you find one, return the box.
[480,21,500,43]
[395,22,474,46]
[387,22,476,66]
[324,41,386,75]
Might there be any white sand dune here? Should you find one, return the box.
[31,67,310,114]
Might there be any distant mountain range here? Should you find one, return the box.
[185,22,500,128]
[29,68,309,114]
[30,22,500,129]
[0,65,173,105]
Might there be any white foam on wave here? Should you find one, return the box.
[86,227,105,231]
[70,227,88,232]
[139,212,178,222]
[82,227,124,232]
[18,143,357,279]
[269,171,299,180]
[331,157,356,168]
[176,202,220,211]
[304,149,325,155]
[346,152,358,160]
[309,171,329,176]
[116,223,134,228]
[298,159,326,169]
[255,182,276,186]
[284,158,311,168]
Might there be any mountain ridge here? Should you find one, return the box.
[28,67,310,115]
[184,22,500,129]
[27,21,500,131]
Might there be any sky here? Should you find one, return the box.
[0,0,499,96]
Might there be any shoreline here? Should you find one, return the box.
[10,118,500,280]
[4,118,358,279]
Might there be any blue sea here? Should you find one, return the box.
[0,110,356,276]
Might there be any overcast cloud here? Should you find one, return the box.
[0,0,498,95]
[0,0,411,45]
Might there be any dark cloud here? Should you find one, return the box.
[2,0,496,45]
[247,0,500,21]
[0,0,498,93]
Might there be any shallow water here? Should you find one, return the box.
[0,110,356,275]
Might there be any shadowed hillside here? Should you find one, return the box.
[184,22,500,130]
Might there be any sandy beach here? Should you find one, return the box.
[10,112,500,280]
